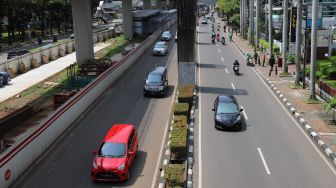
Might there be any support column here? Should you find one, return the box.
[122,0,133,40]
[269,0,273,57]
[295,0,303,84]
[255,0,260,47]
[143,0,151,9]
[282,0,289,72]
[243,0,247,39]
[240,0,243,35]
[249,0,254,44]
[177,0,196,84]
[309,0,319,100]
[71,0,94,64]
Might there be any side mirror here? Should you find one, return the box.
[212,108,215,111]
[239,108,243,112]
[92,150,97,155]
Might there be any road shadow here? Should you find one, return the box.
[197,31,209,34]
[197,42,212,45]
[92,150,147,187]
[199,64,225,69]
[199,86,248,96]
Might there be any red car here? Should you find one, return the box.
[91,124,138,181]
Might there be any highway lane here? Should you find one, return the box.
[197,22,336,188]
[11,27,177,188]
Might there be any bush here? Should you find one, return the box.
[174,115,188,126]
[286,54,295,64]
[316,71,322,80]
[328,69,336,80]
[178,85,194,104]
[165,164,185,187]
[170,127,187,159]
[173,103,189,116]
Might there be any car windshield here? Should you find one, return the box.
[155,43,165,48]
[217,102,238,114]
[98,142,126,158]
[147,73,162,83]
[162,32,170,37]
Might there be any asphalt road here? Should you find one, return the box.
[196,22,336,188]
[11,27,177,188]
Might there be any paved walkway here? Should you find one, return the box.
[0,42,110,103]
[230,31,336,155]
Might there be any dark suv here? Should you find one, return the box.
[143,67,168,97]
[7,50,30,60]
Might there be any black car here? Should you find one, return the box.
[7,50,30,60]
[212,95,243,130]
[143,67,168,97]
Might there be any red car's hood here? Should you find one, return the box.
[95,156,126,170]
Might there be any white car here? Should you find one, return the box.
[161,31,171,41]
[201,18,208,24]
[153,41,168,56]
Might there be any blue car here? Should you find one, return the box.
[0,71,11,87]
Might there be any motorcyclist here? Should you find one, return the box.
[233,59,240,67]
[223,25,227,32]
[221,36,225,44]
[216,33,220,41]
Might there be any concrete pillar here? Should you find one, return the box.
[71,0,94,64]
[143,0,151,9]
[295,0,303,84]
[255,0,260,47]
[282,0,289,72]
[249,0,254,44]
[240,0,242,35]
[269,0,273,57]
[243,0,247,39]
[122,0,133,40]
[309,0,319,100]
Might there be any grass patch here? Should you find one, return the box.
[177,84,194,104]
[279,72,291,77]
[173,115,188,126]
[164,164,185,188]
[170,126,187,159]
[173,103,189,116]
[288,83,302,89]
[323,80,336,88]
[95,35,129,59]
[304,98,322,104]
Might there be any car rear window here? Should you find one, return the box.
[217,102,238,114]
[98,142,126,158]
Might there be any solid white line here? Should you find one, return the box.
[257,147,271,175]
[198,28,203,188]
[231,82,235,91]
[241,106,248,120]
[151,69,178,188]
[225,68,229,74]
[221,57,224,62]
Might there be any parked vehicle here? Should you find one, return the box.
[212,95,243,130]
[0,71,11,88]
[161,31,171,41]
[91,124,138,182]
[153,41,168,56]
[7,50,30,60]
[201,18,208,24]
[143,67,168,97]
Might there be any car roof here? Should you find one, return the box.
[218,95,236,103]
[162,31,170,34]
[150,67,166,74]
[104,124,135,143]
[156,41,166,45]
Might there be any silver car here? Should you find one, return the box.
[153,41,168,56]
[161,31,171,41]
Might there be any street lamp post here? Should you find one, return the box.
[303,27,311,89]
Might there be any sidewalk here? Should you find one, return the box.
[231,32,336,163]
[0,42,110,103]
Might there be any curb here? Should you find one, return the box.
[231,37,336,167]
[157,65,198,188]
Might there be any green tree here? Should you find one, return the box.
[216,0,240,29]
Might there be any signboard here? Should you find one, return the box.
[306,5,323,28]
[290,7,297,43]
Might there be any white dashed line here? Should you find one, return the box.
[225,68,228,74]
[218,49,220,53]
[257,147,271,175]
[241,106,248,120]
[221,57,224,62]
[231,82,235,91]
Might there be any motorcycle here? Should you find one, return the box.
[221,38,225,45]
[211,36,216,44]
[233,65,239,75]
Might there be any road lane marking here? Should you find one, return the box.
[231,82,235,91]
[250,67,336,175]
[221,57,224,62]
[241,106,248,120]
[198,28,203,188]
[218,49,221,53]
[258,147,271,175]
[225,68,229,74]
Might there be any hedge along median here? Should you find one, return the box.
[163,84,195,187]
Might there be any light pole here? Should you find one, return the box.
[255,0,260,48]
[282,0,289,73]
[295,0,303,85]
[309,0,319,100]
[269,0,273,57]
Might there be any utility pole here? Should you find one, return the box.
[295,0,303,84]
[244,0,248,39]
[242,0,246,38]
[269,0,273,57]
[282,0,289,72]
[309,0,319,100]
[249,0,254,44]
[255,0,260,48]
[240,0,243,36]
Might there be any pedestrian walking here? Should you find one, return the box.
[253,50,258,66]
[262,54,266,66]
[268,54,275,76]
